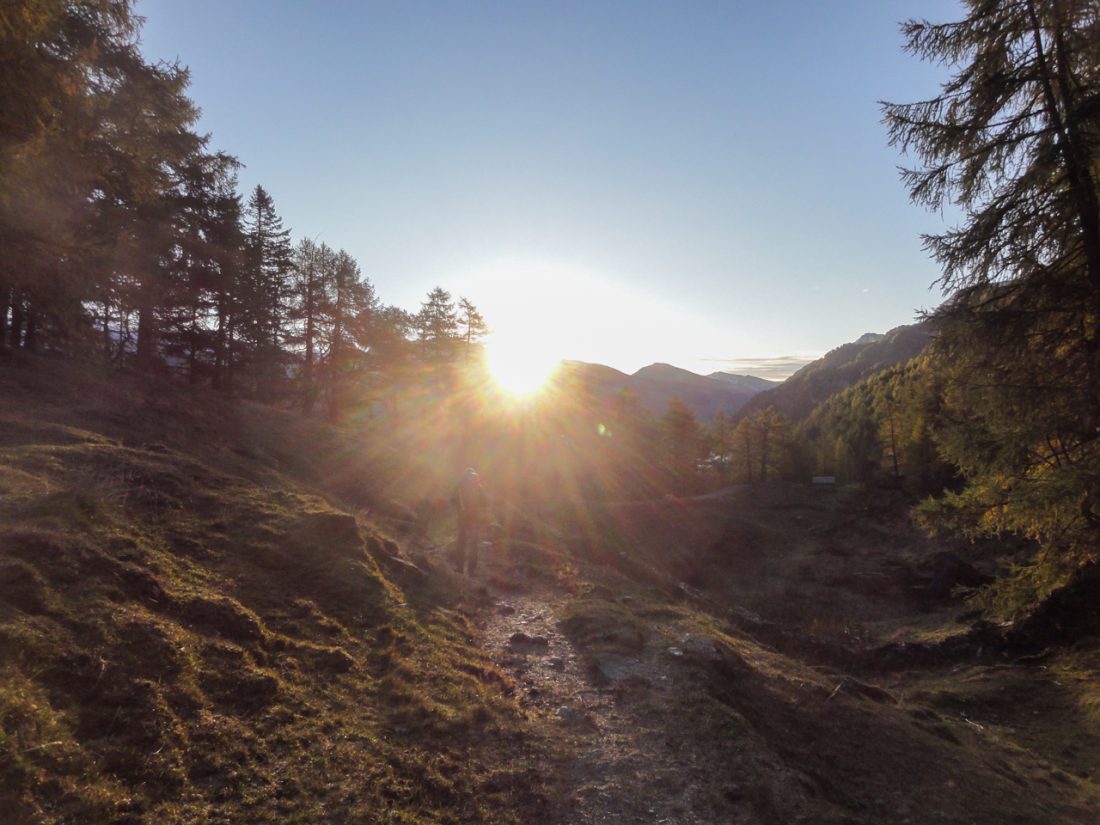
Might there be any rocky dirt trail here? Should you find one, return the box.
[477,579,750,825]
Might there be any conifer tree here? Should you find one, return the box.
[606,388,654,462]
[207,171,244,392]
[752,406,790,482]
[661,397,704,494]
[1,0,122,350]
[328,250,356,373]
[457,297,489,361]
[290,238,332,412]
[0,0,203,360]
[369,305,415,380]
[324,249,378,419]
[161,151,241,383]
[733,417,756,484]
[415,286,460,365]
[240,185,293,396]
[709,410,736,484]
[884,1,1100,304]
[885,0,1100,590]
[119,69,205,370]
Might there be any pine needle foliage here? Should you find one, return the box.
[884,0,1100,596]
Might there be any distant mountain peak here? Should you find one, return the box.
[632,363,693,379]
[854,332,884,345]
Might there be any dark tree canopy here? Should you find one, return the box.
[0,0,474,417]
[883,0,1100,301]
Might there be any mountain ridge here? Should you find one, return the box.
[738,322,934,422]
[559,361,772,419]
[706,371,779,393]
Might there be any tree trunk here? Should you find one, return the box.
[225,312,236,394]
[188,303,199,384]
[1044,9,1100,434]
[887,415,900,486]
[303,273,315,416]
[101,297,113,361]
[0,282,9,352]
[135,291,156,370]
[1025,0,1100,297]
[213,289,227,391]
[328,277,344,421]
[759,427,769,482]
[1048,8,1100,295]
[23,304,37,352]
[10,291,24,348]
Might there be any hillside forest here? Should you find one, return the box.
[3,1,1100,823]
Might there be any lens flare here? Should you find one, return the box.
[485,338,560,398]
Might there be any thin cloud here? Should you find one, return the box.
[704,354,820,381]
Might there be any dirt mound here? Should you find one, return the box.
[175,594,268,643]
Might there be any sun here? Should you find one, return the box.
[485,336,561,398]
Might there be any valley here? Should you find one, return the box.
[5,1,1100,822]
[3,357,1098,824]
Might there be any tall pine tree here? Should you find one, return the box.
[290,238,331,413]
[415,286,460,367]
[240,185,293,397]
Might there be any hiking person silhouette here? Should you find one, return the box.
[452,467,486,576]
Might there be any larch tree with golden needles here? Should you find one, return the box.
[752,406,790,483]
[883,0,1100,602]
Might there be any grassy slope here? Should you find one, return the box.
[0,356,549,825]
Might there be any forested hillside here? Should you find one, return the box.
[796,356,949,492]
[738,324,933,424]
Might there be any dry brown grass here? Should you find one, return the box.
[0,358,552,824]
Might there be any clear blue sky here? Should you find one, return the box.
[136,0,959,378]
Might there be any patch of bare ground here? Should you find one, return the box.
[474,573,751,824]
